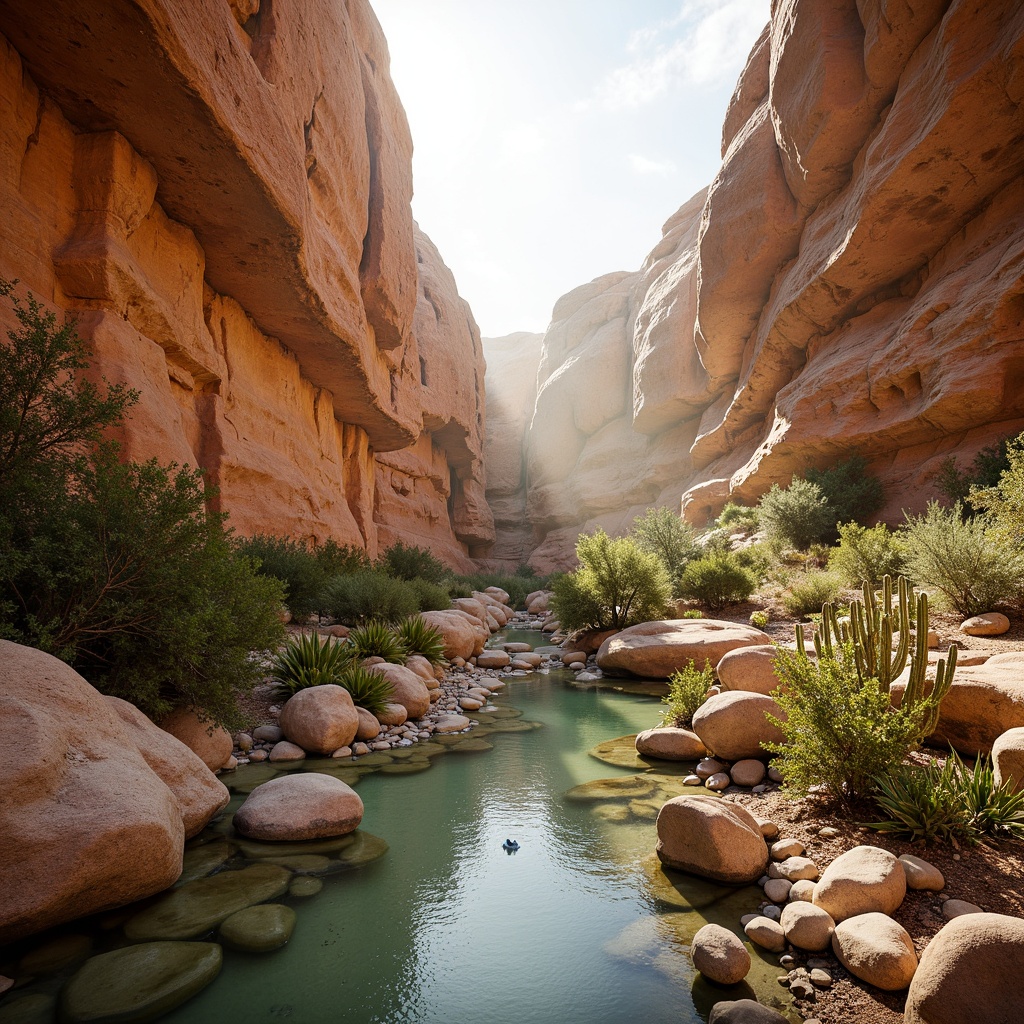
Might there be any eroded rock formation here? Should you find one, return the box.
[0,0,491,568]
[486,0,1024,570]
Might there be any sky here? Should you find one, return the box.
[371,0,770,339]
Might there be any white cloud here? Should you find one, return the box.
[596,0,767,110]
[628,153,678,176]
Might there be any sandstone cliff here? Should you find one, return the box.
[0,0,492,568]
[486,0,1024,570]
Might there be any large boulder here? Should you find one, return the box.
[105,697,229,839]
[813,846,906,922]
[905,913,1024,1024]
[992,726,1024,794]
[419,610,487,660]
[832,913,918,990]
[716,644,786,694]
[233,774,363,841]
[780,902,835,951]
[691,691,787,760]
[691,923,750,985]
[891,662,1024,755]
[635,727,707,761]
[656,794,768,884]
[0,640,188,943]
[366,663,430,718]
[158,707,233,771]
[596,620,770,679]
[278,685,359,755]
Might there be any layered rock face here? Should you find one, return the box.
[486,1,1024,570]
[0,0,491,568]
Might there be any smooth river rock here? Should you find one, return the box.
[691,691,788,760]
[634,727,707,760]
[279,685,359,756]
[233,774,364,841]
[158,707,233,772]
[218,903,296,952]
[832,913,918,991]
[813,846,906,922]
[366,662,431,719]
[691,923,750,985]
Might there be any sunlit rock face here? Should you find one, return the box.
[0,0,491,567]
[486,0,1024,570]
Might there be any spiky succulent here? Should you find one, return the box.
[269,631,354,698]
[394,617,446,665]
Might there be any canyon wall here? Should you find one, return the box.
[0,0,492,569]
[485,0,1024,571]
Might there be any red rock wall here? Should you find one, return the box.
[486,0,1024,570]
[0,1,491,568]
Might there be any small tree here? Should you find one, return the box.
[630,506,699,584]
[757,478,833,550]
[805,455,884,539]
[969,431,1024,545]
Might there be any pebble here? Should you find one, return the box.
[818,826,839,838]
[248,750,268,762]
[789,879,816,902]
[0,977,12,996]
[683,774,702,786]
[762,905,782,922]
[779,954,795,967]
[809,968,833,988]
[764,879,793,903]
[696,758,727,780]
[768,765,784,783]
[751,784,767,794]
[740,914,760,926]
[771,838,805,860]
[942,899,983,920]
[705,772,731,791]
[789,976,816,1001]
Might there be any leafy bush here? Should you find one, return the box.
[829,522,905,588]
[969,430,1024,545]
[936,436,1013,509]
[782,571,843,619]
[749,609,770,629]
[757,478,834,550]
[407,577,453,612]
[805,456,884,539]
[237,534,328,619]
[630,506,700,584]
[316,539,372,578]
[551,529,670,631]
[323,571,419,624]
[346,620,409,663]
[395,617,446,665]
[715,502,760,532]
[678,551,757,611]
[377,541,449,584]
[0,281,284,726]
[337,664,394,718]
[900,501,1024,616]
[661,659,713,728]
[269,631,354,699]
[681,609,703,619]
[766,642,926,802]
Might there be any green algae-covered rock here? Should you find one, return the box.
[378,761,432,775]
[176,841,235,887]
[59,942,221,1023]
[565,775,660,802]
[256,854,332,873]
[333,830,389,870]
[288,876,324,898]
[17,934,91,976]
[218,904,296,953]
[0,993,54,1024]
[124,865,290,941]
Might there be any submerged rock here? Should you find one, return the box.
[219,904,296,952]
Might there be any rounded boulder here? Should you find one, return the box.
[832,913,918,991]
[278,685,358,756]
[233,774,363,841]
[691,691,787,760]
[813,845,906,922]
[716,645,784,695]
[780,902,835,951]
[366,663,431,719]
[993,726,1024,794]
[708,1000,789,1024]
[635,727,707,761]
[158,707,233,771]
[691,923,750,985]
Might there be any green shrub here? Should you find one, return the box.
[315,539,372,577]
[408,577,453,612]
[678,551,757,611]
[336,664,394,718]
[237,534,327,619]
[805,456,884,540]
[661,659,713,729]
[346,620,408,663]
[551,529,670,632]
[749,609,770,629]
[757,478,834,550]
[936,436,1013,509]
[515,563,538,578]
[395,617,446,664]
[681,609,703,619]
[377,541,449,584]
[900,501,1024,616]
[829,522,905,588]
[766,642,926,802]
[323,571,419,624]
[955,750,1024,842]
[782,571,842,619]
[630,506,700,584]
[0,281,284,726]
[269,631,354,699]
[715,502,760,532]
[969,430,1024,545]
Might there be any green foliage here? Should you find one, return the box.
[0,282,285,725]
[661,659,713,729]
[323,571,419,624]
[336,664,394,718]
[782,571,842,619]
[715,502,760,532]
[677,551,757,611]
[767,642,928,802]
[515,563,539,579]
[630,506,700,584]
[407,577,453,612]
[900,501,1024,616]
[829,522,905,588]
[681,609,703,619]
[936,436,1013,509]
[551,529,670,631]
[269,631,355,699]
[346,620,409,663]
[749,609,770,629]
[969,431,1024,545]
[394,617,446,665]
[315,540,372,578]
[805,456,884,540]
[377,541,449,584]
[237,534,327,619]
[757,478,834,550]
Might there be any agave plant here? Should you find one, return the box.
[346,620,409,663]
[337,664,395,718]
[395,616,446,665]
[269,631,354,698]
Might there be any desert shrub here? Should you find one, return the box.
[316,539,372,577]
[395,617,446,665]
[681,609,703,619]
[377,541,449,584]
[661,659,713,728]
[782,570,843,619]
[551,529,670,632]
[678,551,757,611]
[969,430,1024,545]
[805,456,884,539]
[631,506,700,584]
[269,631,354,699]
[900,501,1024,616]
[515,563,539,578]
[336,664,394,718]
[733,541,775,579]
[237,534,327,619]
[346,620,409,663]
[936,436,1013,509]
[715,502,760,532]
[408,577,453,612]
[766,642,926,802]
[323,571,419,624]
[749,609,770,629]
[0,281,284,726]
[757,478,834,550]
[829,522,905,588]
